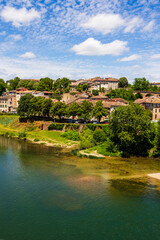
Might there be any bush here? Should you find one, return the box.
[79,128,95,149]
[86,124,97,131]
[48,123,64,130]
[18,131,26,139]
[65,123,80,131]
[93,129,106,143]
[61,130,80,141]
[96,138,118,156]
[34,138,39,142]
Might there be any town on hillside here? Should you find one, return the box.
[0,76,160,121]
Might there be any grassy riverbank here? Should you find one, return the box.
[0,115,79,149]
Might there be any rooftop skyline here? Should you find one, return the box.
[0,0,160,82]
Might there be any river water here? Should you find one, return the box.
[1,136,160,240]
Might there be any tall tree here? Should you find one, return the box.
[8,77,20,90]
[37,77,53,91]
[92,101,108,122]
[42,98,53,117]
[0,79,6,96]
[17,94,34,117]
[67,102,79,119]
[50,101,67,119]
[133,78,150,90]
[110,104,155,157]
[79,100,93,121]
[118,77,128,88]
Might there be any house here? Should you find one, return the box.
[151,82,160,88]
[134,96,160,120]
[0,95,17,113]
[87,77,119,91]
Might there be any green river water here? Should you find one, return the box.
[1,136,160,240]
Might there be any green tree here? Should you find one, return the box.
[92,100,108,122]
[42,98,53,117]
[7,77,20,90]
[118,77,128,88]
[30,96,44,116]
[92,89,99,96]
[106,89,136,102]
[82,84,88,91]
[133,78,150,90]
[50,101,67,119]
[110,104,155,157]
[17,94,34,117]
[0,79,6,96]
[79,100,93,121]
[37,77,53,91]
[67,102,79,119]
[153,121,160,157]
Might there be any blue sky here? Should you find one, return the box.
[0,0,160,82]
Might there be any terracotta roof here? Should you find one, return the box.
[134,97,160,104]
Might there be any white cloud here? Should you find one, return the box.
[0,31,6,36]
[119,54,142,61]
[1,7,40,27]
[81,14,125,34]
[71,38,129,56]
[9,34,22,41]
[143,20,155,32]
[124,17,143,33]
[20,52,36,58]
[151,54,160,59]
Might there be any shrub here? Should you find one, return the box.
[93,129,106,143]
[61,130,80,141]
[18,131,26,139]
[48,123,64,130]
[65,123,80,131]
[96,138,118,156]
[79,128,95,149]
[34,138,39,142]
[86,124,96,131]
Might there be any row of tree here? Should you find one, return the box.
[17,94,108,122]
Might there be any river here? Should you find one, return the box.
[1,136,160,240]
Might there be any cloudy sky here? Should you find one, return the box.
[0,0,160,82]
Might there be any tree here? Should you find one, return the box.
[79,100,93,121]
[82,84,88,91]
[50,101,67,119]
[54,78,70,91]
[30,96,44,116]
[7,77,20,90]
[0,79,6,96]
[17,94,34,117]
[42,98,53,117]
[153,120,160,157]
[67,102,79,119]
[92,101,108,122]
[106,89,136,102]
[37,77,53,91]
[110,104,155,157]
[118,77,128,88]
[133,78,150,90]
[92,89,99,96]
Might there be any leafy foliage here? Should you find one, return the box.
[80,128,95,149]
[110,104,155,156]
[106,89,138,102]
[118,77,128,88]
[0,79,6,96]
[67,102,79,119]
[92,100,108,122]
[61,130,80,141]
[92,89,99,96]
[50,102,67,119]
[48,123,64,130]
[79,100,93,120]
[93,129,106,143]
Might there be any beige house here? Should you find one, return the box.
[0,95,17,113]
[134,96,160,120]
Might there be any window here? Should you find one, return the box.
[155,114,157,119]
[155,109,157,113]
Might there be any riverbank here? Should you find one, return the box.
[0,115,79,151]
